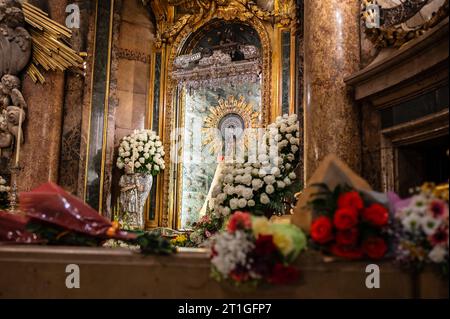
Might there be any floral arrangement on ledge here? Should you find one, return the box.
[184,114,302,248]
[116,129,166,175]
[211,212,307,286]
[188,208,225,247]
[210,114,301,218]
[309,185,390,260]
[390,183,449,275]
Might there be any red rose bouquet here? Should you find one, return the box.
[211,211,307,286]
[309,184,390,260]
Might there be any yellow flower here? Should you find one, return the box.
[270,215,292,225]
[272,231,294,257]
[252,217,272,237]
[171,234,187,246]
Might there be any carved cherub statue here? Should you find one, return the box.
[0,75,26,158]
[0,82,11,109]
[0,109,13,158]
[6,105,25,145]
[1,75,27,109]
[0,0,32,77]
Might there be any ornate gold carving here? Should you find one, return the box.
[147,0,297,49]
[202,95,260,154]
[362,0,449,48]
[22,2,85,83]
[117,48,152,64]
[140,0,298,228]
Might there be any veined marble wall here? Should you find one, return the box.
[59,0,94,195]
[303,0,362,180]
[106,0,156,219]
[18,0,69,192]
[75,0,155,217]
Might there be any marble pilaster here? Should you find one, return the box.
[303,0,362,180]
[59,0,94,195]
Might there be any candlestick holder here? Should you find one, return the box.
[8,164,22,214]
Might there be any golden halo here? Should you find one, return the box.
[202,95,260,155]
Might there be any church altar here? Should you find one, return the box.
[0,245,447,299]
[0,0,449,302]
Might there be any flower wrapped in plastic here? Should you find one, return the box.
[289,154,391,261]
[19,183,136,246]
[0,211,42,244]
[308,184,391,261]
[1,183,175,255]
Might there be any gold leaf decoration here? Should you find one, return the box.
[202,95,260,155]
[143,0,297,48]
[23,2,85,83]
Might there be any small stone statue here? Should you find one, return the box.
[118,166,153,230]
[0,0,32,78]
[0,75,26,159]
[6,105,25,144]
[0,110,13,158]
[1,75,27,109]
[0,0,30,161]
[0,82,11,108]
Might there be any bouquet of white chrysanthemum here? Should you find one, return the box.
[116,129,166,176]
[211,114,301,217]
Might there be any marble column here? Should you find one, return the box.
[303,0,362,180]
[18,0,68,191]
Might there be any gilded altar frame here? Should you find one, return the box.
[145,0,299,229]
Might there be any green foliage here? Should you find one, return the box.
[271,223,308,263]
[133,231,176,255]
[187,205,225,247]
[308,183,352,217]
[263,180,302,217]
[26,221,176,256]
[27,222,103,247]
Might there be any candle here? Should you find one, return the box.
[14,106,23,167]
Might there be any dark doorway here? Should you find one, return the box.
[397,135,449,196]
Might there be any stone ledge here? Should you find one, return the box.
[0,246,447,299]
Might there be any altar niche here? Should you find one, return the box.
[172,21,264,230]
[141,1,300,230]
